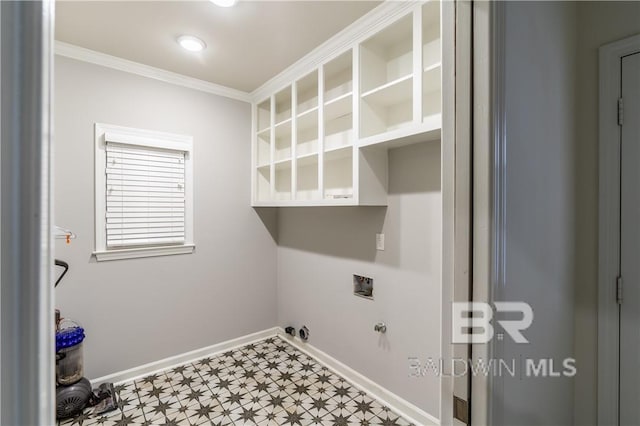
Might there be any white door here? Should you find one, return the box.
[620,51,640,426]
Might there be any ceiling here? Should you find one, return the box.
[55,1,381,93]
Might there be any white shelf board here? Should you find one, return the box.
[324,92,353,122]
[274,158,292,170]
[257,126,271,135]
[297,105,318,119]
[297,152,319,166]
[422,112,442,130]
[296,139,319,156]
[275,122,292,140]
[324,145,352,160]
[297,108,319,132]
[274,117,292,128]
[256,163,270,170]
[358,122,441,149]
[325,83,353,103]
[424,62,441,73]
[324,194,354,202]
[423,66,441,95]
[252,196,369,207]
[361,74,412,107]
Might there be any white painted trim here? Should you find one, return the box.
[440,0,457,425]
[54,41,251,103]
[357,122,441,149]
[103,128,192,152]
[470,1,492,425]
[94,123,195,261]
[598,33,640,426]
[0,3,56,424]
[488,4,507,425]
[93,244,195,262]
[90,326,437,426]
[90,328,279,385]
[250,1,419,103]
[275,328,440,426]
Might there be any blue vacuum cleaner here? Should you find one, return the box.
[54,259,119,420]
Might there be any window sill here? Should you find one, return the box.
[93,244,195,262]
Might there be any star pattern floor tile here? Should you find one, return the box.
[58,337,415,426]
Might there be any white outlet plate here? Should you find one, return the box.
[376,233,385,251]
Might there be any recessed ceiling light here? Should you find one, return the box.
[210,0,237,7]
[177,35,206,52]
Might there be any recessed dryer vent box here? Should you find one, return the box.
[353,275,373,300]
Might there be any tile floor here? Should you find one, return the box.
[59,337,415,426]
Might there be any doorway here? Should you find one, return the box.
[598,34,640,425]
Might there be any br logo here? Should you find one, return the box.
[452,302,533,344]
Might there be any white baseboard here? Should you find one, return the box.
[90,326,439,426]
[275,328,440,426]
[90,327,278,386]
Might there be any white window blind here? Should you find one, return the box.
[105,142,186,248]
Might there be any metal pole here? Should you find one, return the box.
[1,1,55,424]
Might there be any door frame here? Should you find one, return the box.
[468,1,506,424]
[598,33,640,426]
[0,1,56,424]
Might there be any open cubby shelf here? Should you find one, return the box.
[257,100,271,133]
[324,51,353,104]
[324,92,352,122]
[325,116,353,152]
[274,159,292,201]
[296,70,319,116]
[361,74,412,106]
[297,152,319,166]
[324,147,353,200]
[253,1,442,206]
[360,14,413,94]
[257,131,271,167]
[255,166,271,202]
[274,87,292,124]
[297,108,318,132]
[296,154,320,201]
[274,120,292,162]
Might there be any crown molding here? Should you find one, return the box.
[249,0,421,103]
[54,41,252,103]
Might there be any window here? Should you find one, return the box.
[94,123,194,261]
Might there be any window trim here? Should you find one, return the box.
[94,123,195,261]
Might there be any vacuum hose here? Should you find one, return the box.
[54,259,69,288]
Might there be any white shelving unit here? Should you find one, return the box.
[274,87,292,124]
[255,98,272,201]
[252,0,442,207]
[256,165,271,202]
[324,146,353,200]
[274,159,292,201]
[324,51,354,155]
[256,128,270,168]
[296,153,320,200]
[295,70,320,200]
[324,51,353,102]
[360,14,413,139]
[422,0,441,129]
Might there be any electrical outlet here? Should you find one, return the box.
[376,233,385,251]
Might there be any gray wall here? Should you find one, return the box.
[573,2,640,424]
[277,141,442,417]
[53,56,278,380]
[498,2,577,424]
